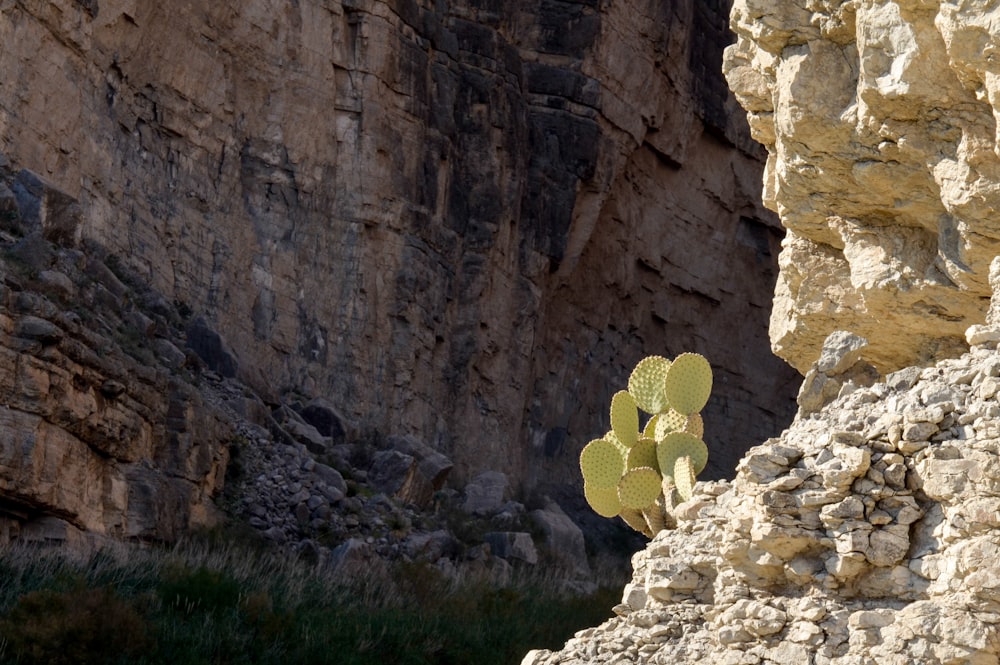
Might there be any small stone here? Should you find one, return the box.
[901,421,938,442]
[16,315,63,344]
[816,331,869,375]
[966,324,1000,347]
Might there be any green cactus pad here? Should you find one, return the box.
[628,355,671,414]
[605,431,629,460]
[657,431,708,478]
[580,438,625,489]
[663,352,713,415]
[655,409,687,440]
[685,413,704,438]
[584,484,622,518]
[627,437,659,471]
[617,466,662,509]
[643,415,659,438]
[619,507,653,537]
[610,390,639,448]
[674,455,696,501]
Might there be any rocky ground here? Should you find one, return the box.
[523,264,1000,663]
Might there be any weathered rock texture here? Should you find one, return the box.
[523,272,1000,665]
[724,0,1000,374]
[0,160,231,543]
[0,0,797,498]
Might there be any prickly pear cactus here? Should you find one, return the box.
[579,353,714,537]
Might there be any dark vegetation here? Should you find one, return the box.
[0,535,622,665]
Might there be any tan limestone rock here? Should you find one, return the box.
[725,0,1000,374]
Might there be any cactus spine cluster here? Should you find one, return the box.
[578,353,713,538]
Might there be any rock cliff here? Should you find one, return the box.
[724,0,1000,374]
[523,262,1000,664]
[0,0,797,511]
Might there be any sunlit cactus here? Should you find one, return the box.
[674,455,696,502]
[579,352,714,537]
[663,352,713,415]
[626,438,658,471]
[584,484,621,518]
[610,390,639,448]
[579,438,624,488]
[656,432,708,479]
[628,355,670,414]
[617,467,661,509]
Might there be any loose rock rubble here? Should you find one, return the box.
[524,276,1000,663]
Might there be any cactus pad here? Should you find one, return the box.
[626,437,659,471]
[580,438,625,488]
[617,466,662,509]
[584,484,622,518]
[663,352,713,415]
[685,413,704,438]
[605,430,629,460]
[610,390,639,448]
[674,455,696,501]
[655,409,687,440]
[657,431,708,478]
[643,414,660,439]
[628,355,670,414]
[619,507,653,537]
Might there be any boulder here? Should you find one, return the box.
[462,471,508,516]
[368,450,415,495]
[483,532,538,565]
[530,501,591,576]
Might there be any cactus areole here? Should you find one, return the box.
[579,353,713,538]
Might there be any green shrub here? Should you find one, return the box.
[157,565,241,615]
[0,541,621,665]
[0,586,150,665]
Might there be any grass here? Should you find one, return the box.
[0,537,624,665]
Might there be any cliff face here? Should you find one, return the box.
[0,161,231,543]
[0,0,795,502]
[724,0,1000,374]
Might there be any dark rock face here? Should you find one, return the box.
[0,177,231,542]
[0,0,798,507]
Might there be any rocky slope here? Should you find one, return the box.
[523,261,1000,664]
[723,0,1000,374]
[0,0,798,505]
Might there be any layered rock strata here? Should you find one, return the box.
[724,0,1000,374]
[0,0,798,494]
[0,161,230,543]
[522,262,1000,664]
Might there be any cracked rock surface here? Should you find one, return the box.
[525,329,1000,664]
[724,0,1000,374]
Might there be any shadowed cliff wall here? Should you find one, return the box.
[0,0,798,498]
